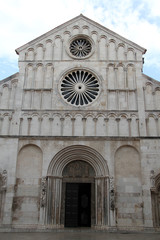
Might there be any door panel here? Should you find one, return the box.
[65,183,91,227]
[65,183,79,227]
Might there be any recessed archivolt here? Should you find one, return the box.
[46,39,52,44]
[52,113,62,118]
[31,113,40,118]
[107,63,115,68]
[63,31,71,36]
[148,113,157,119]
[131,113,138,118]
[73,25,80,30]
[127,63,135,68]
[2,84,9,89]
[127,47,134,52]
[118,43,125,48]
[47,145,109,177]
[99,35,107,41]
[82,25,89,29]
[119,113,128,119]
[155,87,160,92]
[117,63,125,68]
[145,82,153,88]
[54,35,62,41]
[41,113,50,118]
[96,113,105,118]
[74,113,83,118]
[36,43,44,48]
[85,113,96,118]
[27,47,34,51]
[62,113,72,119]
[2,113,10,117]
[108,113,117,118]
[109,39,116,44]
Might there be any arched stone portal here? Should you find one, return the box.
[151,173,160,227]
[45,145,109,229]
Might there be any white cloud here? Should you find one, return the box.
[0,0,160,79]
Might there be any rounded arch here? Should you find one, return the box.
[47,145,109,177]
[17,144,43,179]
[18,143,42,154]
[115,144,141,180]
[115,144,140,160]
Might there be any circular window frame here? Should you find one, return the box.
[59,68,101,107]
[66,34,95,59]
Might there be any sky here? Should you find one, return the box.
[0,0,160,81]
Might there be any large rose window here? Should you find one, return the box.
[60,69,100,106]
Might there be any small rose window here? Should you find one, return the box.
[70,38,92,58]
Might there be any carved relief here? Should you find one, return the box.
[40,177,47,208]
[150,170,155,188]
[109,177,115,210]
[63,160,95,178]
[1,170,7,191]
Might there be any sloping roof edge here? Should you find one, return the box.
[143,73,160,85]
[0,72,19,83]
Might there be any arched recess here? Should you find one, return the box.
[115,145,143,228]
[45,145,109,228]
[151,173,160,227]
[12,144,43,225]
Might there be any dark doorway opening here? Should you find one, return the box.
[65,183,91,227]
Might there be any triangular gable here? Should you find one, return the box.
[15,14,146,55]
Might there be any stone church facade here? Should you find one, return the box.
[0,15,160,231]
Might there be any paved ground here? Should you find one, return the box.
[0,232,160,240]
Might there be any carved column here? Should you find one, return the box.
[109,176,116,227]
[93,118,98,136]
[38,117,43,135]
[0,170,8,224]
[19,118,23,135]
[115,117,120,136]
[71,118,75,136]
[95,176,108,228]
[49,117,54,136]
[27,117,32,135]
[8,117,12,135]
[60,118,64,136]
[124,67,127,88]
[46,176,62,227]
[39,177,47,224]
[82,117,86,136]
[127,118,132,137]
[0,117,4,135]
[104,118,109,136]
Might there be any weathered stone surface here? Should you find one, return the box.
[0,14,160,231]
